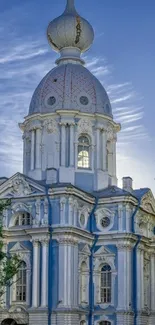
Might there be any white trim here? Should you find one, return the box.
[95,208,115,232]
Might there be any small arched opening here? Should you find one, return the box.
[1,320,17,325]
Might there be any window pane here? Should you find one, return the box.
[100,264,111,304]
[16,262,26,302]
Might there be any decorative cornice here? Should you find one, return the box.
[57,235,79,245]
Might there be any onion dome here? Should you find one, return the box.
[47,0,94,64]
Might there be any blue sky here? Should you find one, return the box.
[0,0,155,193]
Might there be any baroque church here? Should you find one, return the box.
[0,0,155,324]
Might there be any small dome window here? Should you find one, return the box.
[47,96,56,106]
[80,96,89,106]
[100,216,110,228]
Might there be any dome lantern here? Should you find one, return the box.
[47,0,94,65]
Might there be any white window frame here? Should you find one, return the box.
[95,208,115,232]
[16,261,27,302]
[77,134,91,169]
[10,245,31,306]
[78,256,89,305]
[100,264,112,304]
[93,250,116,309]
[14,212,31,226]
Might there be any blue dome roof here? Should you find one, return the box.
[29,63,112,117]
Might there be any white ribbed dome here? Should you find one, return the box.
[47,0,94,58]
[29,63,112,117]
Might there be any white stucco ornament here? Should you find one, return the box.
[77,118,93,135]
[11,175,32,196]
[43,119,58,134]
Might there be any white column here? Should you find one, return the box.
[112,139,116,177]
[136,246,144,310]
[117,243,132,310]
[70,123,74,167]
[96,128,100,169]
[41,238,49,307]
[151,253,155,311]
[61,123,66,166]
[35,128,42,169]
[58,237,78,307]
[32,240,40,308]
[30,129,35,170]
[26,269,31,306]
[117,244,126,309]
[23,134,26,174]
[102,130,107,171]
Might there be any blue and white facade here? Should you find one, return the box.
[0,1,155,325]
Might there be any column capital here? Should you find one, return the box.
[31,239,40,247]
[41,236,50,246]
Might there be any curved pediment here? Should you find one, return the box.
[141,190,155,214]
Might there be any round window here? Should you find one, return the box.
[80,213,85,226]
[100,217,110,228]
[80,96,89,106]
[47,96,56,106]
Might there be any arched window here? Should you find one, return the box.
[99,322,111,325]
[101,264,111,303]
[80,261,87,303]
[78,135,90,168]
[16,261,27,302]
[15,212,31,226]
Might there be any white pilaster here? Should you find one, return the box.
[68,197,73,225]
[137,246,144,310]
[118,204,123,231]
[35,128,42,169]
[60,197,66,225]
[41,238,49,307]
[70,123,74,167]
[23,134,26,174]
[30,129,35,170]
[32,240,40,308]
[112,139,116,177]
[58,236,78,308]
[96,127,100,169]
[26,269,31,306]
[117,243,132,310]
[107,141,113,177]
[126,204,131,232]
[102,130,107,171]
[1,243,7,307]
[151,253,155,311]
[61,123,66,166]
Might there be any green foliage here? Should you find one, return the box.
[0,200,20,298]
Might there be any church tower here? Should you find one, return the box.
[20,0,120,191]
[1,1,155,325]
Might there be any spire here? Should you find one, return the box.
[64,0,77,13]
